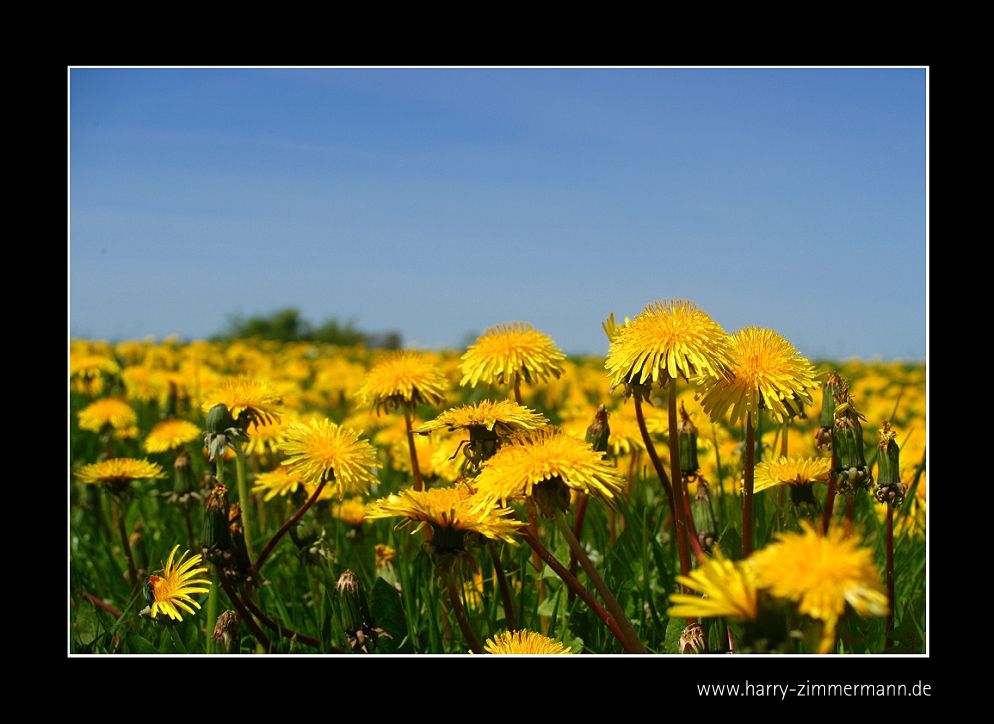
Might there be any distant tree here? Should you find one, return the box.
[214,308,401,348]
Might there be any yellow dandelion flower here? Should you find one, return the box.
[201,378,282,425]
[75,458,167,488]
[753,456,831,494]
[366,483,524,547]
[332,496,367,526]
[357,350,448,413]
[416,399,548,437]
[482,630,572,654]
[460,322,566,389]
[77,398,137,433]
[70,353,120,394]
[147,545,211,622]
[751,522,888,653]
[144,419,201,453]
[471,427,625,512]
[374,544,396,569]
[667,549,758,620]
[280,417,378,497]
[605,300,733,387]
[698,327,819,427]
[251,467,308,501]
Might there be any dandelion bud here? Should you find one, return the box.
[816,373,843,450]
[874,421,905,506]
[228,504,252,573]
[532,476,572,519]
[678,402,699,476]
[212,611,241,653]
[205,404,234,435]
[200,481,232,556]
[585,405,610,456]
[336,570,383,652]
[173,451,198,497]
[831,386,872,493]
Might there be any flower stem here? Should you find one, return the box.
[115,497,139,592]
[520,528,635,653]
[667,382,693,579]
[206,567,219,653]
[633,394,676,529]
[403,408,424,492]
[822,473,837,535]
[254,477,328,571]
[568,493,590,592]
[235,451,255,561]
[742,413,755,557]
[447,567,484,653]
[488,542,517,632]
[554,512,647,654]
[885,501,895,647]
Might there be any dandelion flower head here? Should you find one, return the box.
[365,482,523,546]
[416,399,549,437]
[753,456,831,494]
[201,378,282,426]
[144,418,201,454]
[460,322,566,389]
[667,548,758,621]
[471,427,625,511]
[147,545,211,622]
[280,417,378,497]
[698,327,819,427]
[357,350,448,414]
[605,300,733,387]
[77,398,137,433]
[76,458,167,488]
[482,630,572,654]
[750,522,888,653]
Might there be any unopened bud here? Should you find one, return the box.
[874,421,905,505]
[200,482,232,554]
[585,405,610,456]
[678,402,700,475]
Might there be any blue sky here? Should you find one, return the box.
[69,68,927,360]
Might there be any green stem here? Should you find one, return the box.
[885,501,895,647]
[742,413,755,557]
[488,542,517,632]
[554,512,647,653]
[447,567,484,653]
[115,497,139,592]
[520,528,634,653]
[667,382,693,579]
[235,451,255,561]
[206,567,219,653]
[633,394,676,527]
[403,408,424,492]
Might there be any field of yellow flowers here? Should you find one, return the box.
[69,302,926,655]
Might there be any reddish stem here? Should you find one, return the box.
[254,478,327,571]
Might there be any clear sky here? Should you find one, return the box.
[69,67,927,360]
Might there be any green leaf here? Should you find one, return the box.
[370,578,413,653]
[74,600,100,647]
[125,631,158,654]
[664,616,685,654]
